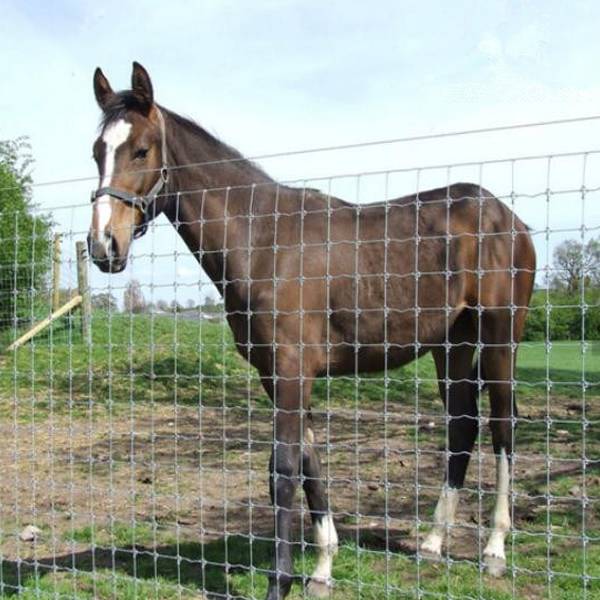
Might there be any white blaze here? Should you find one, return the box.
[93,119,132,246]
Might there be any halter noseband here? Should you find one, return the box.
[90,107,169,238]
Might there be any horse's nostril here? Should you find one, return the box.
[107,233,119,259]
[89,236,110,262]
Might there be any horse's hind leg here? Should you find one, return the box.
[479,345,512,575]
[263,370,306,600]
[479,307,526,577]
[421,312,478,558]
[301,424,338,598]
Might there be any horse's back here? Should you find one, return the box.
[239,182,535,376]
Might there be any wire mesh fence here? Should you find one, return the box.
[0,122,598,600]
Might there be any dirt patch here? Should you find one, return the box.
[0,392,596,561]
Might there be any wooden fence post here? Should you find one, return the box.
[76,241,92,345]
[52,234,61,312]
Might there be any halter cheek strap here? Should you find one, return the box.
[90,107,169,235]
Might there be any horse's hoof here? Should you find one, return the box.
[484,554,506,577]
[265,578,293,600]
[419,542,442,562]
[420,549,442,562]
[420,533,443,561]
[306,579,332,598]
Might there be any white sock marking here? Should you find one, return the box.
[94,119,132,250]
[484,448,511,560]
[311,514,338,583]
[422,486,459,555]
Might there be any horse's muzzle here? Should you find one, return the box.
[87,233,127,273]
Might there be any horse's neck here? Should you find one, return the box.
[162,114,275,289]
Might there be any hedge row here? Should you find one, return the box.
[523,289,600,341]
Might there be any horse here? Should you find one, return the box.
[87,62,536,599]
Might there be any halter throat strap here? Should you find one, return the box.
[91,106,169,217]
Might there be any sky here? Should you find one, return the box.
[2,0,600,306]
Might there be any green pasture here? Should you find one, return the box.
[1,313,598,413]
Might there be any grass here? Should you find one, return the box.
[2,312,598,416]
[3,526,600,599]
[517,340,600,398]
[0,312,598,598]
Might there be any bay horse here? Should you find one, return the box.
[87,63,536,599]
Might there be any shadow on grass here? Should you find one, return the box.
[0,535,273,598]
[0,526,425,598]
[1,508,596,598]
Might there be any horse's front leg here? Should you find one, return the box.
[302,428,338,598]
[265,374,305,600]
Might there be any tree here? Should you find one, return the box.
[0,138,34,192]
[589,238,600,288]
[550,237,600,293]
[0,138,51,329]
[156,299,170,312]
[201,295,223,314]
[91,292,118,312]
[123,280,146,313]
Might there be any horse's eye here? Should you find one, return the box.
[134,148,148,160]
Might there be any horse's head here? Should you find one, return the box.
[88,62,168,273]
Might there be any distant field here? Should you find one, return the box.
[2,313,597,411]
[0,313,597,599]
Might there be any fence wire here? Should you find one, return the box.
[0,134,598,600]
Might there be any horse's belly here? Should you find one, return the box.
[324,302,460,376]
[325,343,420,376]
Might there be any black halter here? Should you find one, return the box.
[91,107,169,238]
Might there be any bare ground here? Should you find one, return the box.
[0,392,597,597]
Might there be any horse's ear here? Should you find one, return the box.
[93,68,114,111]
[131,62,154,107]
